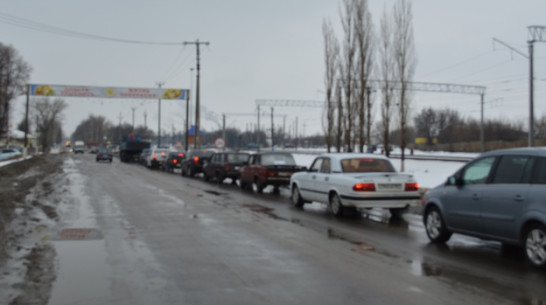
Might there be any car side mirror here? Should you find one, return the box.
[447,175,463,187]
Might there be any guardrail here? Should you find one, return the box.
[389,153,475,162]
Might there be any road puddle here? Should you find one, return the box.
[48,239,110,305]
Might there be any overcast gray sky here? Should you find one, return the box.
[2,0,545,139]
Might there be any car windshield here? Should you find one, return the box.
[261,153,296,166]
[227,153,249,163]
[340,158,395,173]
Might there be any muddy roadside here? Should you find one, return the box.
[0,154,65,305]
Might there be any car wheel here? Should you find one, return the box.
[216,172,224,184]
[291,185,305,208]
[524,223,546,269]
[255,179,265,193]
[203,172,210,181]
[189,168,195,177]
[424,206,452,243]
[329,193,345,217]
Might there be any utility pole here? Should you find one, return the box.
[295,116,299,149]
[257,105,260,151]
[222,114,226,151]
[190,68,194,128]
[184,39,210,149]
[271,107,274,149]
[527,25,546,146]
[156,81,165,146]
[185,88,190,151]
[118,112,122,143]
[131,107,136,132]
[144,111,147,130]
[494,26,545,147]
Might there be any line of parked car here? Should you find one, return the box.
[128,146,546,269]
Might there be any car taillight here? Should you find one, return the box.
[405,183,419,191]
[173,159,177,164]
[153,154,157,160]
[193,156,199,164]
[268,171,276,177]
[353,183,376,192]
[178,153,184,157]
[161,152,166,156]
[225,164,231,171]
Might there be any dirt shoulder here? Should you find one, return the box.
[0,154,65,305]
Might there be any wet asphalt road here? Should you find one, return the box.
[49,154,546,305]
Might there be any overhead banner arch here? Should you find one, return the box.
[24,83,191,150]
[29,84,188,100]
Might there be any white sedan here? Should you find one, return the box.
[290,153,421,217]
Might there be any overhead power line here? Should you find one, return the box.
[0,12,182,45]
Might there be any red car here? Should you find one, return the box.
[239,152,306,194]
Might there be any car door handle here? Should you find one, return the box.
[324,177,329,182]
[513,195,525,202]
[312,175,316,180]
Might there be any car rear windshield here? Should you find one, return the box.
[340,158,395,173]
[227,153,249,163]
[261,153,296,166]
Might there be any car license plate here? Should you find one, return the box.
[378,183,402,190]
[278,171,291,177]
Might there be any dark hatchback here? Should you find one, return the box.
[423,147,546,268]
[181,149,216,177]
[162,151,186,172]
[96,148,113,163]
[203,152,250,183]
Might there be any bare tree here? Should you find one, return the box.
[340,0,358,152]
[0,43,31,139]
[353,0,375,152]
[414,107,438,145]
[72,115,111,145]
[335,78,344,152]
[379,6,396,157]
[322,19,340,153]
[33,97,67,153]
[392,0,416,171]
